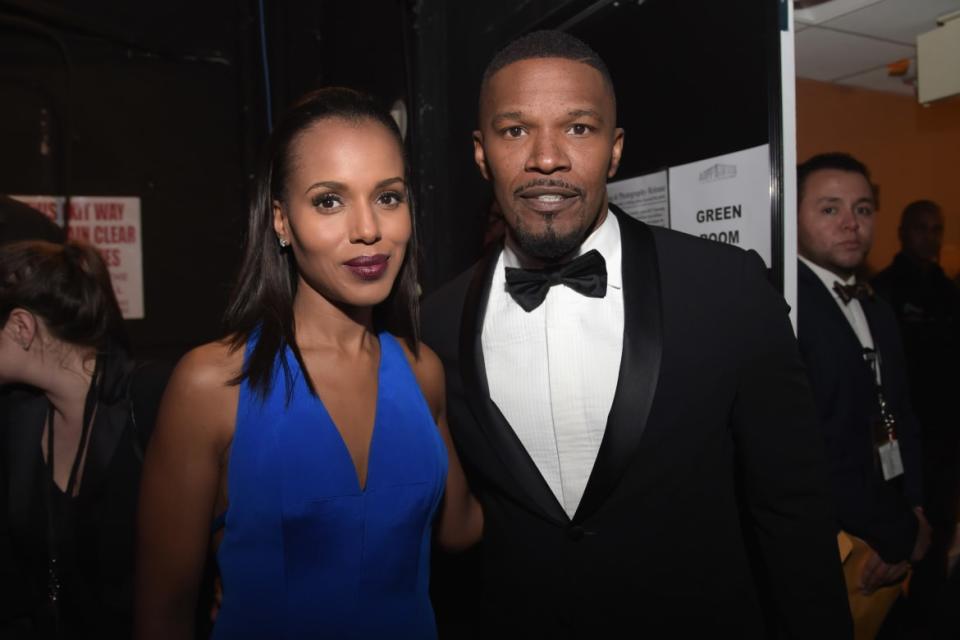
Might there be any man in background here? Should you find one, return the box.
[795,153,930,636]
[873,199,960,631]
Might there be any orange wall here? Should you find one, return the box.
[796,78,960,279]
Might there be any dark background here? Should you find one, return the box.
[0,0,780,362]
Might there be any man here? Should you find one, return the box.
[873,200,960,626]
[423,31,850,637]
[795,153,930,634]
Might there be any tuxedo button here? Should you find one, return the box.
[567,525,585,541]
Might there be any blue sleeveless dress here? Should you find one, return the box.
[212,332,448,639]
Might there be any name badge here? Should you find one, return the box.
[878,440,904,481]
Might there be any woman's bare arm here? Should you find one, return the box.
[403,341,483,551]
[135,342,239,639]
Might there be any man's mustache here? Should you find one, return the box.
[514,179,584,197]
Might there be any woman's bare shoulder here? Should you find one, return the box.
[157,339,244,447]
[395,338,445,417]
[171,339,244,392]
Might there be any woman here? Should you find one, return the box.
[135,88,482,639]
[0,240,166,638]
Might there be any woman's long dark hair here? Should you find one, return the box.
[224,87,420,400]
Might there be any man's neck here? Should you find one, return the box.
[504,236,575,270]
[897,251,938,273]
[799,254,855,283]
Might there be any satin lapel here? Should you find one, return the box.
[6,394,46,530]
[574,208,663,523]
[78,400,128,503]
[459,244,569,524]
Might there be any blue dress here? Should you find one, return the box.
[212,332,448,639]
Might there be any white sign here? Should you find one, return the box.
[667,144,772,265]
[12,195,145,319]
[607,170,669,228]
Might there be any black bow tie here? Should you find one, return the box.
[833,280,874,304]
[504,249,607,312]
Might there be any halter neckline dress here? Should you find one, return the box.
[212,332,447,639]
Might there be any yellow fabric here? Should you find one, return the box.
[838,531,906,640]
[838,530,854,563]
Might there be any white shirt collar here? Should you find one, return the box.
[501,209,622,289]
[799,255,856,296]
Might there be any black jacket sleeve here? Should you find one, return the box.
[731,251,852,638]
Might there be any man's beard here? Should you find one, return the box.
[507,210,597,263]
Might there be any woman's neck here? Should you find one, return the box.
[42,347,96,426]
[291,285,376,354]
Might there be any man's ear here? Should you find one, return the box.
[272,200,288,244]
[4,308,39,351]
[473,131,490,181]
[607,127,625,179]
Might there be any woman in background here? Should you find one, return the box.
[0,240,166,638]
[136,87,482,639]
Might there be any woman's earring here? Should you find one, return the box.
[278,236,288,248]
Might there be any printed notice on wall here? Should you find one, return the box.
[607,170,669,228]
[13,195,145,319]
[667,144,771,265]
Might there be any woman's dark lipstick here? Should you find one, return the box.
[344,254,389,280]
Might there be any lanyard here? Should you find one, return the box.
[42,358,102,634]
[862,347,897,441]
[862,347,882,387]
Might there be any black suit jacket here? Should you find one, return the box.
[423,208,851,638]
[796,261,923,563]
[0,359,168,638]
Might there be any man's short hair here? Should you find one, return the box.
[481,30,615,99]
[797,152,872,202]
[900,199,941,228]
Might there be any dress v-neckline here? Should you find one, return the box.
[295,333,386,493]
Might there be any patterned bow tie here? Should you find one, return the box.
[833,280,874,304]
[504,249,607,312]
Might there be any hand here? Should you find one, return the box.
[859,548,909,595]
[910,506,931,564]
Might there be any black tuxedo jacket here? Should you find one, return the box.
[423,208,851,638]
[796,261,923,563]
